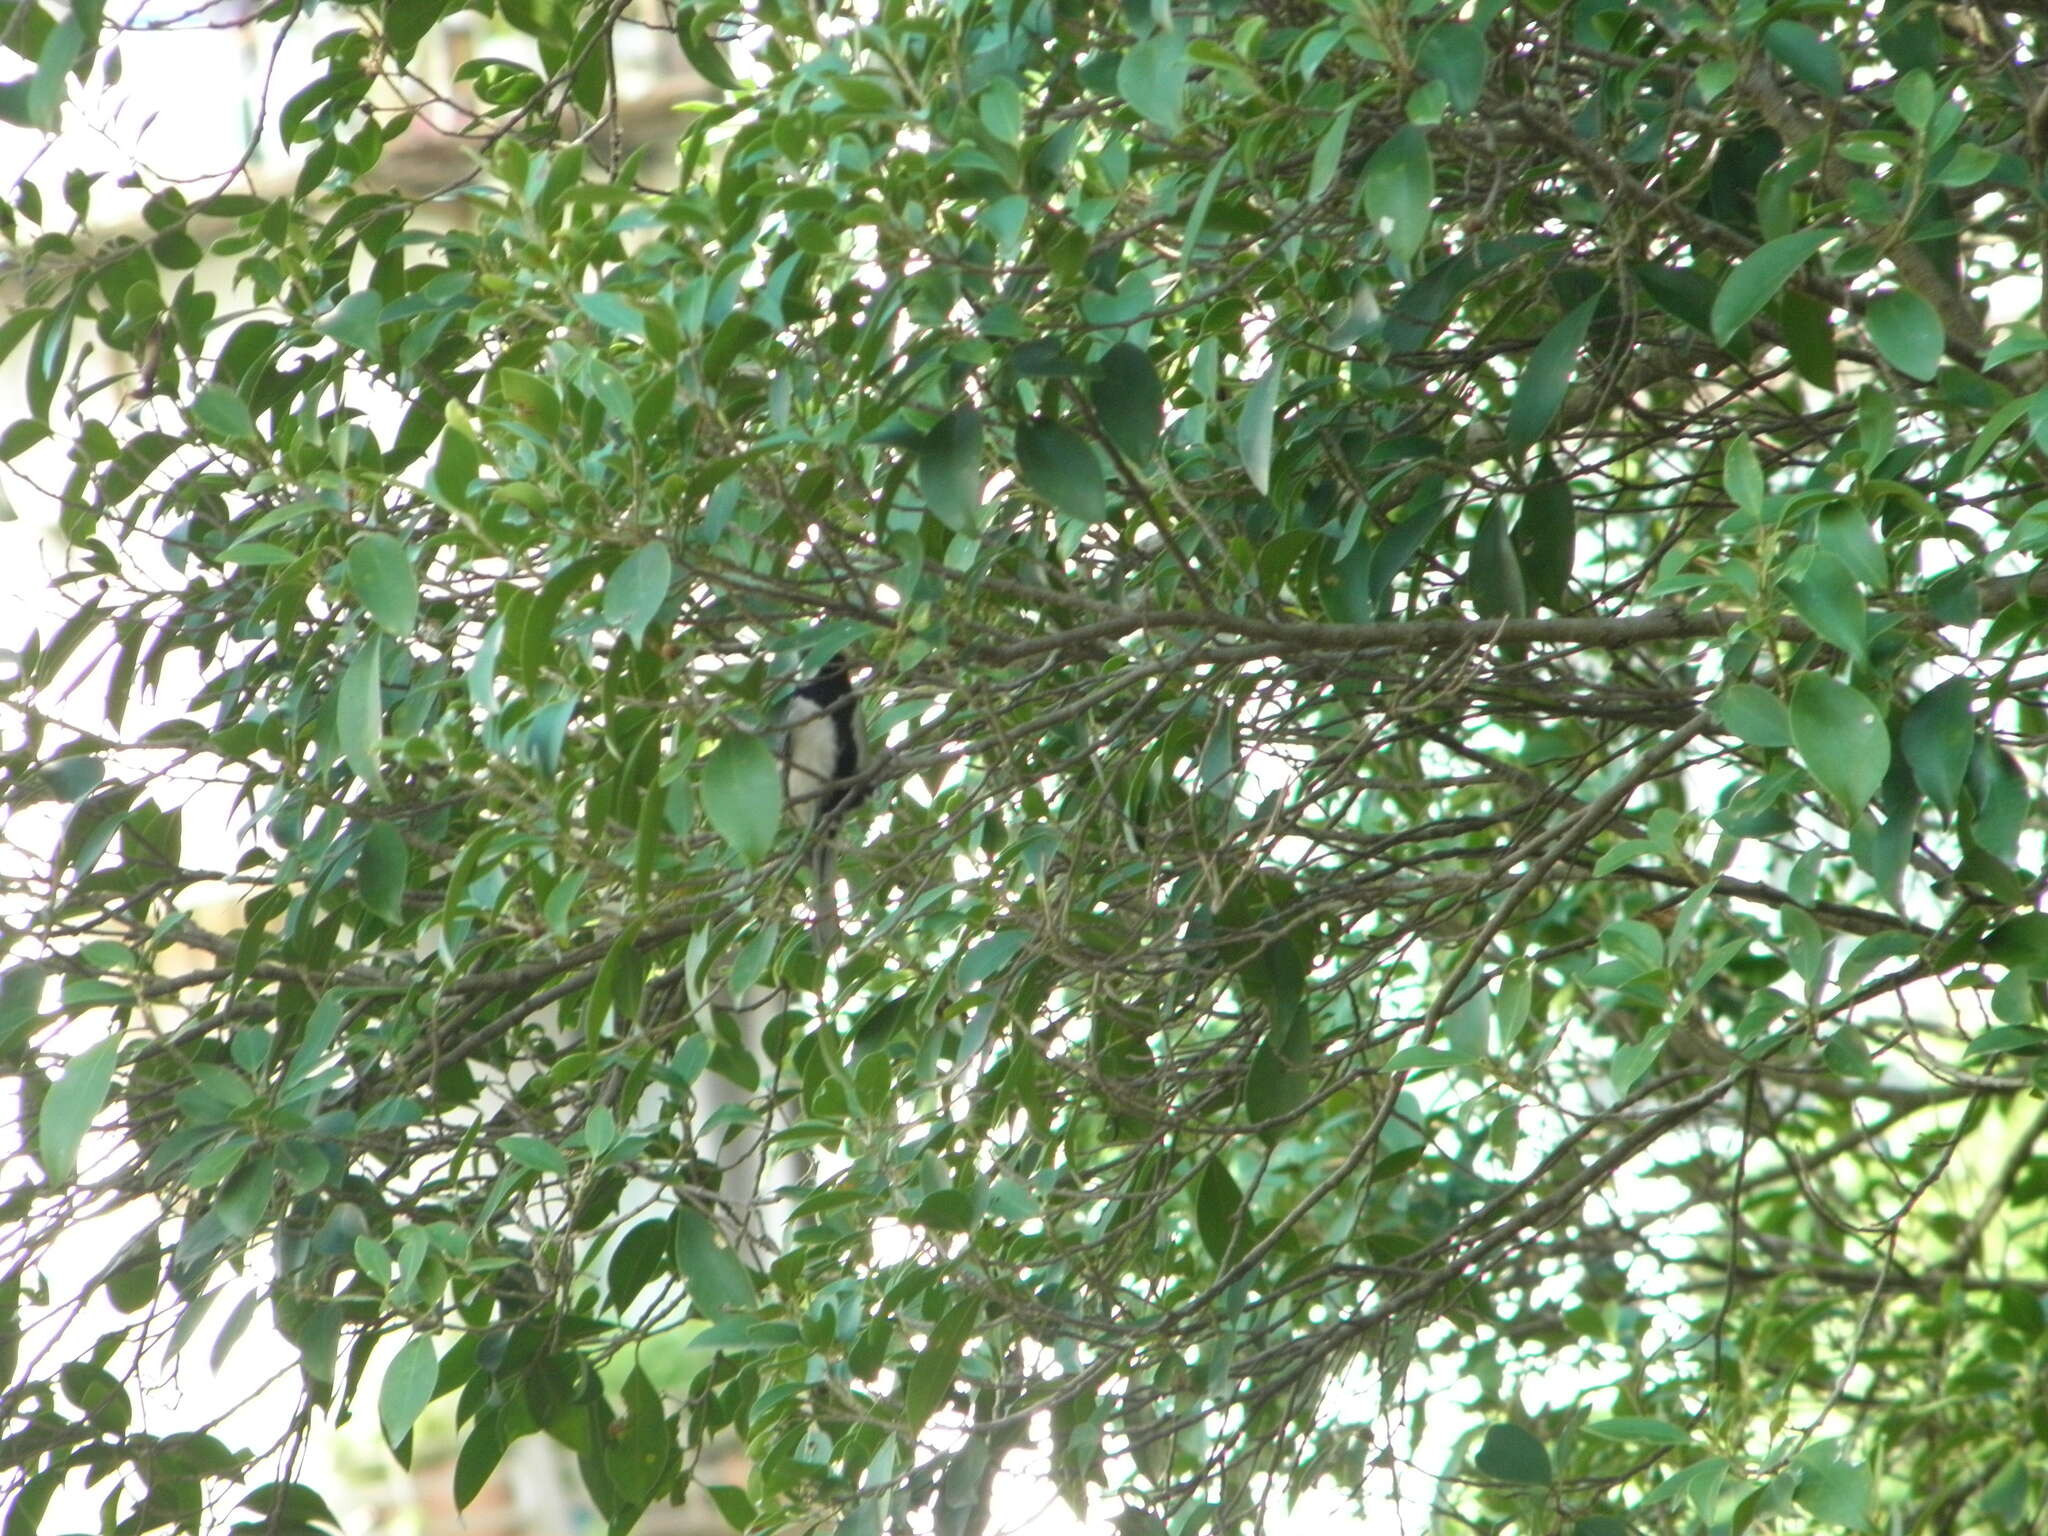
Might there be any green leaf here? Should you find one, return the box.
[426,427,478,514]
[0,964,47,1055]
[673,1208,756,1318]
[318,291,385,354]
[911,1189,975,1232]
[1307,102,1356,201]
[1794,1452,1870,1528]
[357,821,408,925]
[500,1135,570,1176]
[1512,455,1573,608]
[917,409,983,530]
[1585,1416,1694,1446]
[1194,1157,1245,1263]
[452,1414,507,1510]
[1714,683,1792,748]
[1417,22,1486,112]
[189,384,258,442]
[700,733,781,866]
[1504,296,1598,452]
[1963,1023,2048,1058]
[347,533,419,638]
[1467,503,1526,616]
[1092,343,1164,464]
[575,289,646,338]
[26,16,82,131]
[379,1335,438,1451]
[1117,30,1189,133]
[37,1036,119,1182]
[1778,289,1837,389]
[1015,418,1106,526]
[104,1231,162,1314]
[1362,126,1434,265]
[1764,21,1845,97]
[607,1218,673,1311]
[1711,229,1834,344]
[1474,1423,1552,1485]
[1237,360,1283,495]
[1789,674,1890,815]
[602,541,672,648]
[1786,550,1867,664]
[1983,916,2048,976]
[337,636,385,794]
[1900,677,1972,815]
[1724,433,1763,514]
[1865,288,1944,380]
[1645,1457,1729,1514]
[904,1296,979,1430]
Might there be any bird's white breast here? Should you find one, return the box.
[783,695,841,821]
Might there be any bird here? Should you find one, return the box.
[781,652,868,952]
[782,651,867,830]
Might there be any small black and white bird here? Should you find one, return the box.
[782,651,867,831]
[782,652,868,952]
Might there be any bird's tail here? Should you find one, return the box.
[810,840,840,959]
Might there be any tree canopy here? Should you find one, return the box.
[10,0,2048,1532]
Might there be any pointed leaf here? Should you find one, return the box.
[1468,503,1526,616]
[1117,30,1189,133]
[1505,296,1599,452]
[1786,550,1867,664]
[190,385,258,443]
[1307,102,1356,200]
[1417,23,1486,112]
[319,291,385,354]
[337,636,385,794]
[1585,1417,1695,1446]
[1237,360,1283,495]
[1790,674,1889,814]
[357,821,408,925]
[1764,21,1845,97]
[1362,126,1434,264]
[603,541,673,648]
[917,409,983,530]
[1794,1453,1871,1528]
[1712,228,1834,343]
[346,533,419,638]
[37,1036,119,1182]
[1091,342,1163,464]
[1512,456,1573,608]
[905,1296,980,1430]
[1194,1157,1245,1263]
[1900,676,1973,814]
[378,1336,438,1451]
[1015,418,1106,525]
[700,734,781,866]
[673,1208,757,1318]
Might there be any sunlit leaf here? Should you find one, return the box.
[37,1036,119,1182]
[379,1336,438,1452]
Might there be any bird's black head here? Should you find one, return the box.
[792,650,855,705]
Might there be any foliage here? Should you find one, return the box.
[10,0,2048,1533]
